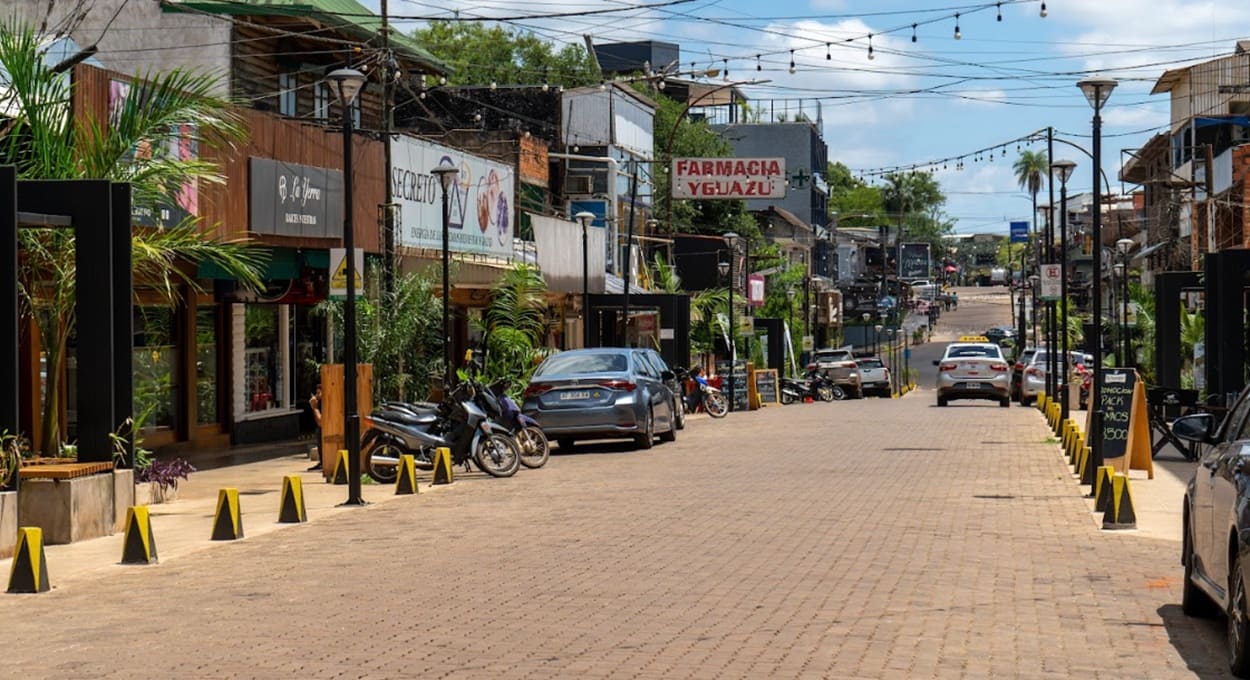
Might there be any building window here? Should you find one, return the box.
[313,82,330,122]
[133,306,178,432]
[196,306,219,424]
[278,71,297,117]
[244,304,283,413]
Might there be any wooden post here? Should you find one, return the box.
[319,364,373,477]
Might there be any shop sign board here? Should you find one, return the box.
[671,157,786,199]
[249,158,342,238]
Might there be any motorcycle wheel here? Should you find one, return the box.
[817,385,835,402]
[517,425,550,469]
[781,390,796,405]
[474,432,521,477]
[704,392,729,418]
[830,385,848,401]
[363,439,403,484]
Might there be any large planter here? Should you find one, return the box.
[134,481,179,506]
[0,490,16,558]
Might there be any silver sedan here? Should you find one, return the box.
[934,343,1011,407]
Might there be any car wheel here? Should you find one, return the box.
[1230,552,1250,677]
[635,408,655,450]
[937,397,948,407]
[1182,513,1218,618]
[1000,398,1010,408]
[674,397,686,430]
[659,410,677,443]
[557,438,575,453]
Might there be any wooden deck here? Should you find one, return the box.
[19,461,115,480]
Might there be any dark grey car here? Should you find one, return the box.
[521,348,678,452]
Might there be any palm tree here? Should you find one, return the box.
[1013,149,1049,246]
[483,263,550,394]
[0,22,264,455]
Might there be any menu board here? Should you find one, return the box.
[716,360,750,411]
[755,370,779,405]
[1098,368,1137,461]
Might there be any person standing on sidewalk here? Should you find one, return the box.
[307,384,323,471]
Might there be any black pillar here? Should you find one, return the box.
[0,167,16,492]
[111,183,134,468]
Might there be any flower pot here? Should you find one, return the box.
[134,481,179,506]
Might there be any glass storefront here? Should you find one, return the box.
[195,305,219,424]
[244,304,283,413]
[133,305,178,432]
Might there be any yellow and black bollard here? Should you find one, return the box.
[120,506,159,565]
[211,488,244,540]
[395,454,419,495]
[1093,466,1116,514]
[432,447,453,485]
[1102,474,1138,530]
[278,475,307,524]
[7,527,50,593]
[331,449,350,485]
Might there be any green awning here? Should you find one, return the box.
[197,247,327,281]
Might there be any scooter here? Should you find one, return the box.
[675,368,728,418]
[489,379,549,469]
[362,381,520,483]
[780,372,836,404]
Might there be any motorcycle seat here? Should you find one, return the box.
[385,410,438,426]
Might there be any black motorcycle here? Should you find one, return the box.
[780,372,837,404]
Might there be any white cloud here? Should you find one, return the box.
[1102,104,1167,130]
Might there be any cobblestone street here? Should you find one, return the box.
[2,374,1232,678]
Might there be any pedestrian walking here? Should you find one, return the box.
[307,384,323,471]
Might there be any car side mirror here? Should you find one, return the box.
[1172,413,1218,444]
[661,370,675,381]
[932,360,940,366]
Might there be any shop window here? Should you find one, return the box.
[278,71,297,117]
[133,306,178,431]
[196,306,219,424]
[244,304,283,413]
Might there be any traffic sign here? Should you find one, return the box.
[1039,263,1061,300]
[1009,221,1029,244]
[329,247,364,299]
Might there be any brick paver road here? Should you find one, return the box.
[2,390,1233,678]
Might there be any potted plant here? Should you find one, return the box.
[134,457,196,505]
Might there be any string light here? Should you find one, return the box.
[1040,2,1048,17]
[826,42,831,60]
[996,2,1002,21]
[723,58,729,80]
[911,23,917,43]
[867,35,875,61]
[756,54,761,72]
[789,49,796,74]
[954,13,962,40]
[490,81,497,90]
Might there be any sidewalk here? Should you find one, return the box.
[0,444,484,590]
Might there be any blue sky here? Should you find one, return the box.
[378,0,1250,234]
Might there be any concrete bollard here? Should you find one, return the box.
[7,527,50,593]
[120,506,158,564]
[331,450,350,485]
[432,447,453,485]
[211,488,244,541]
[278,475,307,524]
[1102,474,1137,530]
[395,454,419,495]
[1093,466,1116,514]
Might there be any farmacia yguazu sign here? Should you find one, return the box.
[671,158,786,200]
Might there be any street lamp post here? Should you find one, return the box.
[575,211,596,348]
[1116,238,1134,366]
[723,232,740,412]
[874,324,883,357]
[326,66,367,506]
[1078,75,1117,484]
[862,312,871,353]
[1052,159,1076,422]
[431,165,460,389]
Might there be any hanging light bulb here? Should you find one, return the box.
[789,49,796,74]
[599,80,606,91]
[490,81,497,91]
[997,2,1003,21]
[542,81,549,93]
[867,35,875,60]
[723,59,729,81]
[439,75,447,85]
[658,79,666,90]
[1040,2,1048,18]
[954,14,962,40]
[826,43,831,60]
[756,54,762,72]
[911,24,918,43]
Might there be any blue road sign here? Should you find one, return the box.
[1009,221,1029,243]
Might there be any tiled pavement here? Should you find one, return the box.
[0,383,1232,678]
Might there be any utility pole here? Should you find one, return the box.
[621,163,637,346]
[380,0,396,295]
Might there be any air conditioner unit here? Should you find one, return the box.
[566,175,593,195]
[1233,126,1250,143]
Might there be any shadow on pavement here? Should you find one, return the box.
[553,439,649,456]
[1158,604,1237,679]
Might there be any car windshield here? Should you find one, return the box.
[536,352,628,376]
[858,359,884,369]
[946,345,1000,359]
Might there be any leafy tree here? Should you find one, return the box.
[482,264,551,395]
[0,22,263,455]
[411,22,597,88]
[1012,150,1048,240]
[826,162,884,227]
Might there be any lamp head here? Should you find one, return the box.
[326,67,367,107]
[574,211,596,228]
[723,231,740,248]
[718,261,729,278]
[862,312,871,322]
[431,165,459,191]
[786,288,796,301]
[1077,76,1117,110]
[875,324,883,333]
[1113,262,1125,277]
[1051,159,1077,184]
[1116,237,1134,255]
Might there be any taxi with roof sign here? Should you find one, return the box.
[933,340,1011,408]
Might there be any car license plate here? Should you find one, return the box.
[560,391,591,401]
[965,383,981,389]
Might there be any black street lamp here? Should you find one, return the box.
[786,288,797,376]
[1078,75,1117,483]
[431,165,460,388]
[575,211,596,348]
[874,324,883,357]
[1052,158,1076,422]
[1116,237,1134,366]
[326,66,367,506]
[723,231,740,412]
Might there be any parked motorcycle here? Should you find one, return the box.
[361,381,521,484]
[676,368,728,418]
[780,372,837,404]
[489,379,550,469]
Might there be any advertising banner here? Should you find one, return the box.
[898,242,931,280]
[671,157,786,200]
[390,136,516,258]
[249,158,343,238]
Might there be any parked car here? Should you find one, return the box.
[1175,384,1250,677]
[806,347,863,398]
[1010,347,1038,401]
[1018,350,1095,405]
[933,341,1010,407]
[521,348,679,452]
[984,326,1016,347]
[856,357,891,398]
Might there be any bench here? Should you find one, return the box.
[19,461,115,480]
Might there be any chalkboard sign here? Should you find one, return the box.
[1098,368,1137,461]
[755,369,779,405]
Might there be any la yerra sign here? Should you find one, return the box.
[672,158,786,199]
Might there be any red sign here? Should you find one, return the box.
[671,157,786,200]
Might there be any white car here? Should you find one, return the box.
[934,342,1011,407]
[856,357,891,398]
[1019,350,1094,405]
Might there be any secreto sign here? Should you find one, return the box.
[390,136,515,258]
[671,157,786,200]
